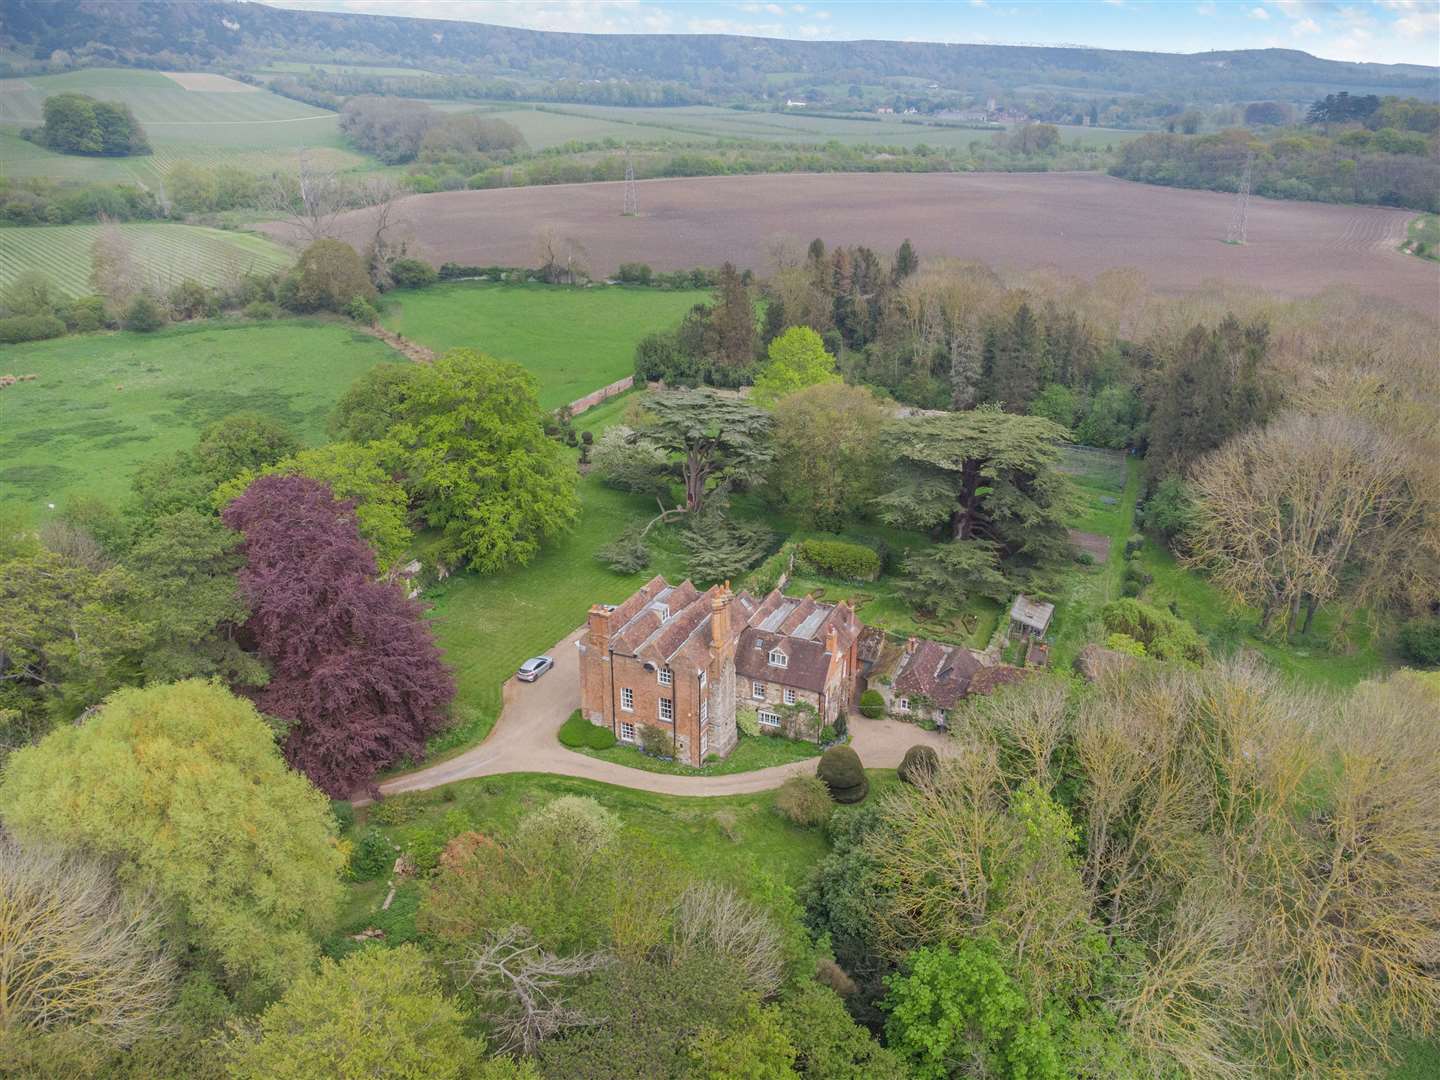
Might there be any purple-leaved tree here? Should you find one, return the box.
[223,474,454,797]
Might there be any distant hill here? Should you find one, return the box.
[4,0,1436,105]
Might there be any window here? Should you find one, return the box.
[700,727,709,755]
[752,680,766,700]
[700,699,709,725]
[784,688,797,705]
[620,687,634,712]
[658,667,672,687]
[768,649,788,668]
[897,697,911,713]
[658,698,674,722]
[699,670,707,690]
[620,722,636,742]
[758,710,781,729]
[754,638,764,650]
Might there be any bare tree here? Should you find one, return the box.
[357,178,409,291]
[449,925,612,1054]
[89,214,138,308]
[263,149,358,244]
[0,832,175,1040]
[669,881,784,999]
[1186,410,1440,638]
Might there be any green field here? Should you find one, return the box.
[0,222,294,296]
[0,319,399,511]
[1406,213,1439,260]
[0,67,362,184]
[380,282,707,409]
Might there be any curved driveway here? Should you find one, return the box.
[378,627,947,799]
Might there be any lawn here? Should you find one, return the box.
[0,319,399,512]
[1045,446,1141,671]
[0,222,294,296]
[330,770,897,955]
[571,731,823,777]
[379,281,707,409]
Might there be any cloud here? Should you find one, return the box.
[1249,6,1271,18]
[1392,7,1440,38]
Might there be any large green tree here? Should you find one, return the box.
[0,680,343,1000]
[212,442,412,571]
[875,407,1073,613]
[750,326,840,408]
[223,945,529,1080]
[1144,315,1276,480]
[770,382,888,532]
[389,349,579,572]
[635,389,773,514]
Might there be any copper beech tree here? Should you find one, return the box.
[223,474,454,797]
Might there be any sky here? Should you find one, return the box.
[266,0,1440,66]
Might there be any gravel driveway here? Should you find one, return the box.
[379,628,948,799]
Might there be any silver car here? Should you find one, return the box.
[516,656,554,682]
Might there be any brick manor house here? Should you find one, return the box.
[578,576,862,767]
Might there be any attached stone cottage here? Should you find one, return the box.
[577,576,860,766]
[870,635,1028,727]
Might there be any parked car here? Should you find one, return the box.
[516,656,554,682]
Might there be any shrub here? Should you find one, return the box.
[617,262,653,285]
[1123,562,1153,587]
[330,800,355,833]
[369,792,427,826]
[122,293,165,332]
[1121,579,1143,597]
[596,526,651,574]
[737,707,761,738]
[517,796,620,857]
[345,295,378,325]
[0,313,65,343]
[349,827,393,881]
[1101,598,1206,664]
[746,543,794,595]
[587,725,617,750]
[1105,632,1148,657]
[388,258,438,289]
[833,712,848,738]
[639,723,673,758]
[898,745,939,786]
[797,538,881,582]
[859,689,886,719]
[776,775,834,827]
[243,300,279,320]
[292,238,375,312]
[817,745,868,804]
[168,278,212,320]
[1397,616,1440,667]
[61,294,106,332]
[1123,534,1145,557]
[558,709,593,748]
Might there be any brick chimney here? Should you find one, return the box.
[825,622,838,656]
[710,583,732,650]
[905,635,918,657]
[588,603,613,648]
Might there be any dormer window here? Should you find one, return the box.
[768,649,788,668]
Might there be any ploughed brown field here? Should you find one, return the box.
[262,172,1439,314]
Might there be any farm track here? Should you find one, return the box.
[267,172,1440,317]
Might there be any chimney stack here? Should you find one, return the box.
[905,635,918,657]
[825,622,838,656]
[710,583,732,650]
[588,603,613,649]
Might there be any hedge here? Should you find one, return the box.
[796,539,881,582]
[858,689,885,719]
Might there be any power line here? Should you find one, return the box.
[1226,149,1252,246]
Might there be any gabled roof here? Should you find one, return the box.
[736,591,860,694]
[969,664,1029,696]
[892,639,985,709]
[1009,594,1055,633]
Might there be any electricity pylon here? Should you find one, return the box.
[622,148,638,216]
[1226,149,1253,245]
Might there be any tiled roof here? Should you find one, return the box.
[892,639,985,709]
[968,664,1029,696]
[736,592,860,694]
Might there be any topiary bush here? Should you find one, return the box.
[898,744,939,787]
[558,709,593,748]
[775,775,834,827]
[797,538,881,582]
[817,745,868,804]
[859,689,885,719]
[587,725,617,750]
